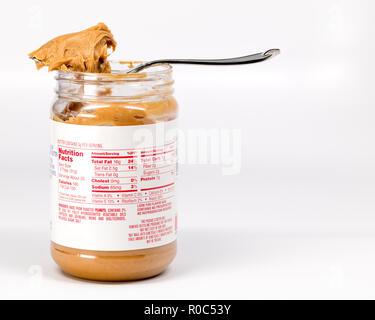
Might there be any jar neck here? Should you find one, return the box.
[55,62,174,102]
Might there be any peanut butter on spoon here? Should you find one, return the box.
[28,23,116,73]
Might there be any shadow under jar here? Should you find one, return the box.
[50,62,178,281]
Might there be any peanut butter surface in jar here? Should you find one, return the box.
[50,62,178,281]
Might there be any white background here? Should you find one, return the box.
[1,0,375,299]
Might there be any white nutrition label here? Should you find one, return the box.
[49,120,178,251]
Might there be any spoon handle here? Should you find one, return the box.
[127,49,280,73]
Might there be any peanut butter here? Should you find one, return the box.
[29,23,116,73]
[30,24,178,281]
[53,98,178,126]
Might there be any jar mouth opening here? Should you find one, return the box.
[55,60,174,101]
[56,61,172,82]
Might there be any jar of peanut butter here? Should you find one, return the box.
[49,62,178,281]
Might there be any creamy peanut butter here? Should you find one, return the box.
[29,23,116,73]
[30,24,177,281]
[53,98,178,126]
[51,242,177,281]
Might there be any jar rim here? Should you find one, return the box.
[56,61,172,82]
[55,60,174,101]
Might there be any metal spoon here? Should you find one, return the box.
[30,57,44,64]
[30,48,280,73]
[126,48,280,73]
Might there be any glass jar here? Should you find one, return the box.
[49,62,178,281]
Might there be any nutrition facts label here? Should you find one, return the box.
[50,120,178,251]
